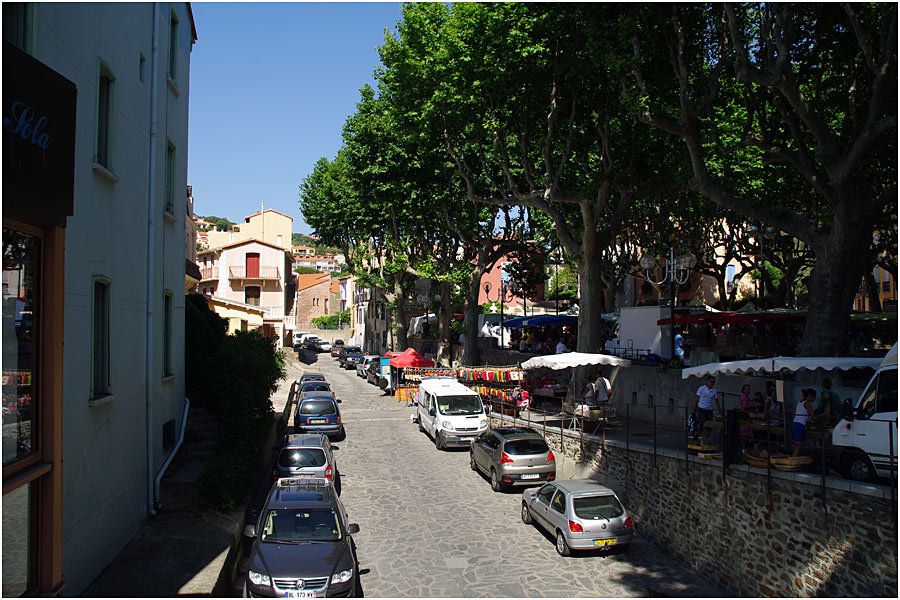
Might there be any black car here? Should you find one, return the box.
[365,360,383,386]
[243,478,360,598]
[337,346,362,369]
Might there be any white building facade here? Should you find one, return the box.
[2,3,196,596]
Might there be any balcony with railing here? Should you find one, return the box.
[229,266,281,280]
[200,267,218,281]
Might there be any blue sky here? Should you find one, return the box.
[188,2,402,233]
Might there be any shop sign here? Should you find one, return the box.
[2,41,76,227]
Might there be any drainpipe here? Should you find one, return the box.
[146,2,161,516]
[154,397,190,505]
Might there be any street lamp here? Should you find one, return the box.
[641,248,696,361]
[483,279,515,348]
[746,225,777,309]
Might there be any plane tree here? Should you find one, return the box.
[632,2,897,354]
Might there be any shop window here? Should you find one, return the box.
[163,291,173,377]
[92,279,111,398]
[2,227,39,466]
[96,66,114,168]
[1,483,33,596]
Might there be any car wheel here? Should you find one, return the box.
[555,530,571,557]
[521,502,532,524]
[490,469,503,492]
[470,451,478,471]
[434,430,444,450]
[337,427,347,442]
[335,472,342,496]
[418,419,425,433]
[843,452,874,482]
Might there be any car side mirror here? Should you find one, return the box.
[336,399,343,403]
[843,398,855,422]
[243,524,257,538]
[347,523,360,534]
[429,408,436,417]
[331,445,339,451]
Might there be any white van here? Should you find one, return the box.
[416,378,488,450]
[832,344,898,481]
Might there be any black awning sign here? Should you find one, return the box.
[3,41,77,228]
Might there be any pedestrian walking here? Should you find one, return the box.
[792,388,818,457]
[692,376,720,441]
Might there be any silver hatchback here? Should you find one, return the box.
[521,480,633,556]
[470,427,555,492]
[273,434,341,493]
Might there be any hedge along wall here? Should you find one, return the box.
[487,415,897,597]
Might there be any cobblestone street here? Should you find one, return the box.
[287,352,723,598]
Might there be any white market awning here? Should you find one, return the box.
[681,356,884,379]
[522,352,632,371]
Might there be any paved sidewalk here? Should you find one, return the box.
[82,509,242,597]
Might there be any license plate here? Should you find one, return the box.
[286,592,315,598]
[310,419,327,424]
[593,538,616,547]
[520,473,540,480]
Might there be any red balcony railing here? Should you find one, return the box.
[229,266,280,280]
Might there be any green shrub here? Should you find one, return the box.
[186,295,286,511]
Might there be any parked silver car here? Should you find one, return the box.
[356,355,380,378]
[521,480,633,556]
[273,434,341,493]
[470,427,556,491]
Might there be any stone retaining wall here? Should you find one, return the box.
[488,414,897,597]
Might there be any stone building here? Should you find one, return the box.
[2,2,197,595]
[294,272,332,328]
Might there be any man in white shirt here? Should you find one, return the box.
[555,339,568,354]
[692,376,720,440]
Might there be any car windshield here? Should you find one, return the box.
[261,509,341,543]
[278,448,326,468]
[505,439,549,455]
[343,346,361,353]
[299,400,336,416]
[438,395,483,415]
[573,495,624,520]
[301,382,330,392]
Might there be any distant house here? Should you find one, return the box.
[293,254,339,273]
[294,272,333,326]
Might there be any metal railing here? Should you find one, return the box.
[200,267,218,280]
[229,266,281,279]
[484,393,897,521]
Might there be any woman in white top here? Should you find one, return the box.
[791,388,817,457]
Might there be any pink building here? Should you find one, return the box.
[196,239,295,345]
[477,254,545,315]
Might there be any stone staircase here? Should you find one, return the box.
[158,406,220,511]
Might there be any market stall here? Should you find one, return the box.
[521,353,632,424]
[388,348,436,402]
[457,366,526,415]
[681,355,883,467]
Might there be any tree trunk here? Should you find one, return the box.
[438,281,452,365]
[577,227,602,353]
[392,276,408,351]
[462,268,483,366]
[864,270,882,312]
[798,223,871,356]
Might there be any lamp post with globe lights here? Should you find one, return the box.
[483,279,515,348]
[640,248,697,363]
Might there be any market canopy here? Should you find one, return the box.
[522,352,632,371]
[657,311,806,326]
[504,314,579,329]
[681,356,884,379]
[388,348,435,368]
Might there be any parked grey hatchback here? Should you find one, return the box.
[470,427,555,491]
[273,434,341,493]
[521,480,633,556]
